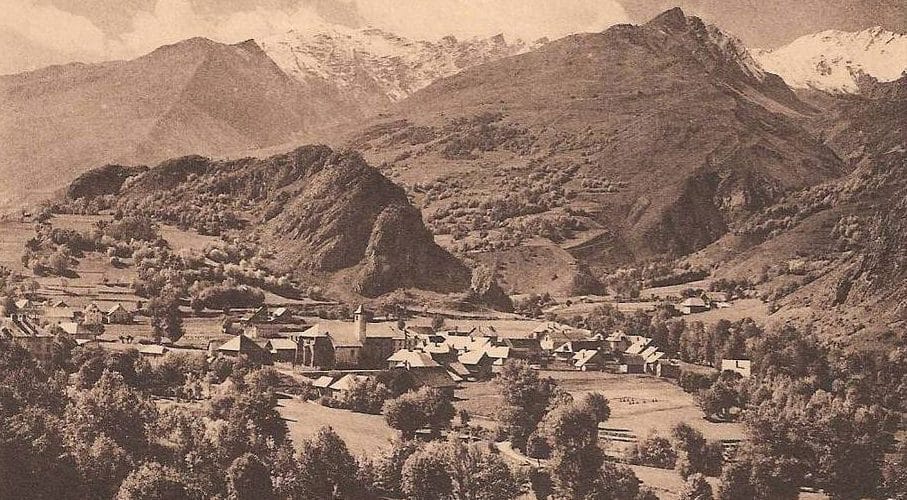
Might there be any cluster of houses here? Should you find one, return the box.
[1,298,139,362]
[204,305,694,387]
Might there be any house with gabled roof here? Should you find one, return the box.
[554,339,604,362]
[573,349,606,371]
[216,334,272,365]
[387,349,441,369]
[266,337,299,363]
[679,297,709,315]
[106,303,133,324]
[1,315,54,363]
[458,350,493,380]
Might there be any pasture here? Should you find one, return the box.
[277,398,398,457]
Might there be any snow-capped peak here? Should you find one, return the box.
[258,25,532,104]
[753,27,907,93]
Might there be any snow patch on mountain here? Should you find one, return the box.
[754,27,907,93]
[260,25,534,105]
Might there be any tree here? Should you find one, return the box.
[227,453,274,500]
[680,473,713,500]
[495,360,563,450]
[436,439,520,500]
[294,427,358,499]
[337,377,390,414]
[116,462,188,500]
[383,387,454,439]
[431,314,446,332]
[671,423,721,478]
[632,433,677,469]
[402,448,453,500]
[587,461,643,500]
[373,440,420,497]
[579,392,611,422]
[384,394,426,440]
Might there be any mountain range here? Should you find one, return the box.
[3,8,906,327]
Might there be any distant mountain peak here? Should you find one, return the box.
[647,7,689,31]
[754,27,907,93]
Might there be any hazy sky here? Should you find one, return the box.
[1,0,904,74]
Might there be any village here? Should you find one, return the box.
[6,209,847,499]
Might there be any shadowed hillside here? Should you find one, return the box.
[345,8,844,275]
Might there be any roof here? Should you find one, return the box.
[353,305,367,315]
[423,342,451,355]
[624,342,649,355]
[217,334,269,354]
[84,302,101,311]
[107,304,132,315]
[267,338,298,351]
[447,361,471,377]
[681,297,708,307]
[721,359,752,371]
[329,374,371,392]
[556,339,603,353]
[485,346,510,360]
[447,370,464,382]
[405,366,457,389]
[458,350,488,366]
[48,300,69,308]
[45,307,75,319]
[313,376,335,388]
[442,334,492,352]
[605,331,627,342]
[58,322,80,335]
[14,299,34,309]
[301,320,406,347]
[504,338,542,350]
[640,346,659,359]
[645,351,666,364]
[137,344,168,355]
[575,349,603,368]
[387,349,440,367]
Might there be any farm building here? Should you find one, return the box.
[655,359,681,378]
[618,354,646,374]
[328,374,372,396]
[573,349,606,371]
[721,359,752,378]
[1,315,54,363]
[215,334,272,365]
[106,304,133,324]
[44,306,76,323]
[394,366,458,398]
[554,339,604,361]
[387,349,441,369]
[137,344,168,357]
[679,297,709,315]
[266,338,299,363]
[457,350,494,380]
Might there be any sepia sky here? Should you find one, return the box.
[1,0,904,74]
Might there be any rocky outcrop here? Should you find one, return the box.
[110,145,471,297]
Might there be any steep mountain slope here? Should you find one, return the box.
[690,75,907,346]
[344,8,843,285]
[99,145,470,297]
[260,26,533,112]
[0,37,353,212]
[754,27,907,93]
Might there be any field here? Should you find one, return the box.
[455,371,744,442]
[277,398,398,457]
[0,220,34,271]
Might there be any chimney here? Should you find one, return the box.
[354,305,368,344]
